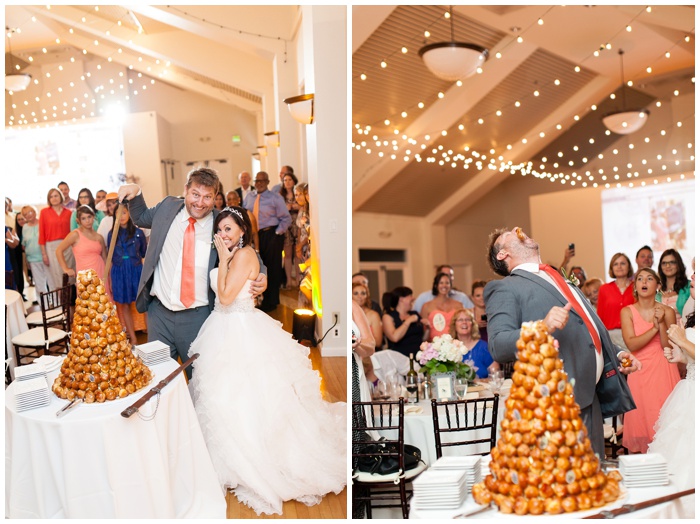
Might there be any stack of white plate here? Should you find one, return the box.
[34,355,63,373]
[619,453,669,487]
[14,376,51,412]
[431,455,482,490]
[135,341,171,365]
[14,363,48,382]
[480,455,492,479]
[411,469,468,510]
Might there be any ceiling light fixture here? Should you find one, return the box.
[5,27,32,92]
[283,93,314,125]
[418,6,488,82]
[602,49,649,135]
[264,131,280,148]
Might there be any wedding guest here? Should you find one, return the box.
[450,308,498,379]
[382,286,423,358]
[234,171,254,204]
[279,171,300,289]
[243,171,290,312]
[471,280,488,341]
[226,190,238,208]
[271,165,294,193]
[39,188,74,290]
[70,188,105,231]
[582,278,603,307]
[15,210,31,293]
[570,266,587,288]
[621,268,680,453]
[658,248,690,323]
[648,258,694,489]
[597,252,634,349]
[56,205,106,281]
[5,226,19,289]
[214,191,226,211]
[57,181,77,209]
[635,245,654,271]
[420,272,462,340]
[352,282,383,347]
[94,189,107,207]
[352,273,381,317]
[118,167,268,378]
[107,207,147,343]
[413,264,474,313]
[6,198,25,296]
[294,183,310,268]
[21,205,54,295]
[97,193,119,245]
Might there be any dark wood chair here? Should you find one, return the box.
[352,398,427,519]
[430,395,500,459]
[11,284,72,366]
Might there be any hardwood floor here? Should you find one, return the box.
[136,287,348,519]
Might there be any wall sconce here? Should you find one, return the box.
[264,131,280,148]
[256,145,267,157]
[283,93,314,125]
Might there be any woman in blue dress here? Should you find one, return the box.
[450,308,501,378]
[107,207,147,343]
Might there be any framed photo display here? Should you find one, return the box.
[433,371,456,401]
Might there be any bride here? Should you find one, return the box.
[188,207,346,515]
[647,257,694,490]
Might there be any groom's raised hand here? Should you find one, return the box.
[118,183,141,203]
[250,273,267,297]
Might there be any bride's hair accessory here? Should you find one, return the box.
[224,207,244,221]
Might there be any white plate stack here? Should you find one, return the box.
[619,453,669,487]
[14,376,51,412]
[411,469,469,510]
[480,455,492,479]
[33,355,63,373]
[134,341,171,366]
[14,362,48,382]
[432,455,482,490]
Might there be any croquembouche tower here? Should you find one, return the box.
[52,269,153,403]
[471,320,622,515]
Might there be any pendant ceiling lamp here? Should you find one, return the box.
[418,6,488,82]
[602,50,649,135]
[5,27,32,92]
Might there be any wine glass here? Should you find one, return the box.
[454,378,469,400]
[373,380,389,400]
[405,374,419,403]
[488,370,504,394]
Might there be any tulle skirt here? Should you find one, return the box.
[188,305,346,515]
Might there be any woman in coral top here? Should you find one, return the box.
[420,272,463,341]
[597,252,635,349]
[621,268,680,453]
[39,187,73,290]
[56,206,106,281]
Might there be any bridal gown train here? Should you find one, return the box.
[188,268,347,515]
[647,327,695,490]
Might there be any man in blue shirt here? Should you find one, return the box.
[244,171,291,312]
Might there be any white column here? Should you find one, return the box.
[301,5,347,357]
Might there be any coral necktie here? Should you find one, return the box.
[539,264,601,354]
[181,217,196,307]
[253,193,261,224]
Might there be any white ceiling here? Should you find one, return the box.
[5,5,300,124]
[352,5,695,221]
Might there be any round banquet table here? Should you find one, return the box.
[5,359,226,519]
[5,289,28,380]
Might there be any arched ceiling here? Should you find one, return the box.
[352,5,695,223]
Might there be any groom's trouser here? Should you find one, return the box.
[580,394,605,459]
[147,297,211,379]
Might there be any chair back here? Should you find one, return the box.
[430,394,499,459]
[39,285,73,336]
[352,398,405,473]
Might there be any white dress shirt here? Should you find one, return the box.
[514,262,604,381]
[151,207,213,311]
[240,186,253,202]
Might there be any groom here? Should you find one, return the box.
[118,168,267,378]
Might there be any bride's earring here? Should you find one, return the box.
[238,235,244,249]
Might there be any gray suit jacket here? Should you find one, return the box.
[484,269,633,413]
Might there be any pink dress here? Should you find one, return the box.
[72,229,105,281]
[427,309,456,340]
[622,305,681,453]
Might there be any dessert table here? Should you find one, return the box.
[5,288,28,380]
[408,481,694,519]
[5,359,226,518]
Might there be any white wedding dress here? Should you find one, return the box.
[647,327,695,490]
[188,268,347,515]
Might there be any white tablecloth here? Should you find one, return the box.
[5,359,226,518]
[408,481,694,519]
[5,289,28,380]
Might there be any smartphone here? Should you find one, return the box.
[569,243,575,250]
